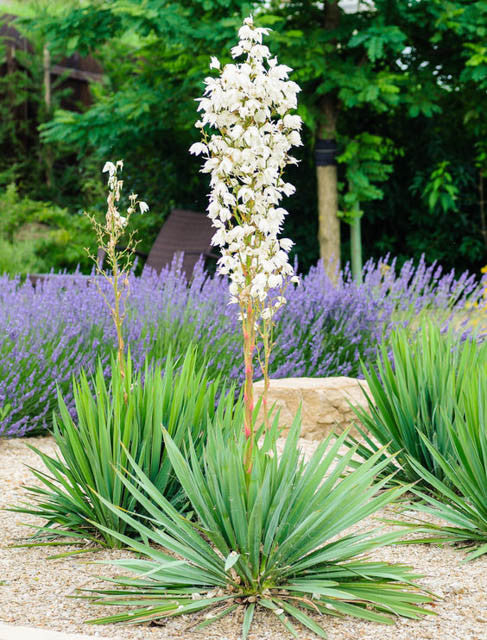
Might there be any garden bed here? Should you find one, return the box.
[1,436,486,640]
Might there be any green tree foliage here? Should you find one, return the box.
[0,184,96,274]
[0,32,45,191]
[4,0,487,273]
[0,1,101,205]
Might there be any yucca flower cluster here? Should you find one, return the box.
[102,161,149,232]
[190,16,302,454]
[190,17,301,318]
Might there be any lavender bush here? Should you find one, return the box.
[0,254,482,437]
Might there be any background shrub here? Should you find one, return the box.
[0,184,96,275]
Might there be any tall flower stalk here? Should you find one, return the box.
[85,161,148,377]
[190,16,301,469]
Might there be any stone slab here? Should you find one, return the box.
[253,376,370,440]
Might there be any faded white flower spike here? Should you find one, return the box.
[102,161,116,176]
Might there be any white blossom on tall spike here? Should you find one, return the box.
[103,161,148,232]
[138,201,149,214]
[191,15,301,321]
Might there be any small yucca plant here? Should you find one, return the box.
[14,347,240,548]
[404,372,487,560]
[82,417,433,637]
[346,321,484,485]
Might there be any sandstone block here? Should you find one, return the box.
[253,377,370,440]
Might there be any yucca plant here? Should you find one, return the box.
[13,347,240,548]
[346,321,484,485]
[82,416,433,637]
[404,371,487,560]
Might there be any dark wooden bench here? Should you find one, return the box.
[143,208,217,275]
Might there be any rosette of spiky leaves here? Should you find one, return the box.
[401,372,487,561]
[13,347,240,549]
[345,322,483,486]
[82,415,433,638]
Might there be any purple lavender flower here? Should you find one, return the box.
[0,254,483,437]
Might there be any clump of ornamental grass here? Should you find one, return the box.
[83,16,433,635]
[345,321,486,486]
[13,348,239,548]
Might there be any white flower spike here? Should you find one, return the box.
[191,17,302,444]
[191,15,301,323]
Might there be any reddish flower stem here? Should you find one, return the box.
[242,302,256,474]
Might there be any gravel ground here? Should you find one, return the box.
[1,435,486,640]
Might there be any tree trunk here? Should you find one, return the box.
[316,162,340,279]
[316,1,341,282]
[350,214,363,284]
[43,44,53,188]
[479,171,487,252]
[6,44,15,74]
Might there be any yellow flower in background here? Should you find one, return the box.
[379,263,391,277]
[466,266,487,322]
[477,266,487,315]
